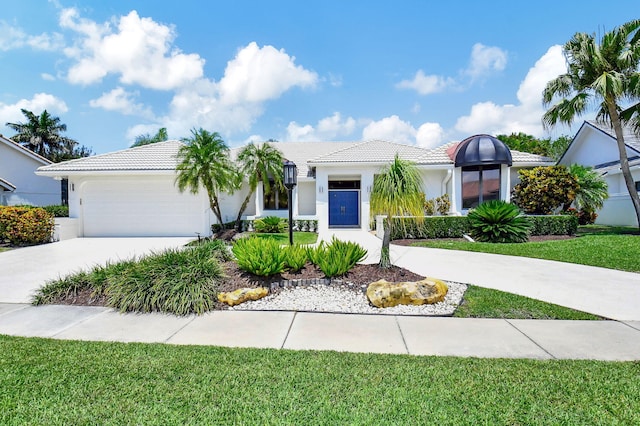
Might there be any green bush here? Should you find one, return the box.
[106,245,222,315]
[0,206,54,245]
[467,201,531,243]
[284,244,308,272]
[306,237,367,278]
[35,245,223,316]
[389,216,471,239]
[254,216,286,233]
[232,236,286,276]
[528,215,578,236]
[512,165,579,214]
[42,205,69,217]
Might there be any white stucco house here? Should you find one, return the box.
[36,135,553,237]
[0,134,61,206]
[558,120,640,226]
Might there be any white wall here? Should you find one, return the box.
[297,181,316,215]
[596,194,638,226]
[561,125,638,167]
[0,142,60,206]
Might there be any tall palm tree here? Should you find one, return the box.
[132,127,169,147]
[6,109,78,160]
[234,142,284,230]
[569,164,609,212]
[542,19,640,227]
[370,154,424,268]
[176,128,240,227]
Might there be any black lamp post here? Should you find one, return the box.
[283,160,297,245]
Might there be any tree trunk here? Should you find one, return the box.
[235,191,253,230]
[207,189,224,228]
[379,217,391,268]
[607,100,640,229]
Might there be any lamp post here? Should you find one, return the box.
[283,160,297,245]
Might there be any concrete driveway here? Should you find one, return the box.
[0,238,192,304]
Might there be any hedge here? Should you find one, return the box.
[0,206,55,245]
[388,214,577,240]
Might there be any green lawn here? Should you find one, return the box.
[409,228,640,272]
[455,286,601,320]
[1,335,638,425]
[252,231,318,245]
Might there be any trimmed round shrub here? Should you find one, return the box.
[468,200,531,243]
[0,206,54,245]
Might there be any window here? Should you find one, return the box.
[264,180,288,210]
[462,165,501,209]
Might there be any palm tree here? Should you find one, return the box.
[6,109,79,160]
[234,142,284,230]
[132,127,169,147]
[370,154,424,268]
[569,164,609,212]
[542,19,640,227]
[176,128,240,227]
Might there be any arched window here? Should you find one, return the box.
[453,135,512,209]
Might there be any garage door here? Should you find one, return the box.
[81,177,207,237]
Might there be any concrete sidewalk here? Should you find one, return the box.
[1,303,639,360]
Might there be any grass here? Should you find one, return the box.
[1,335,639,425]
[454,286,602,320]
[409,226,640,272]
[252,231,318,245]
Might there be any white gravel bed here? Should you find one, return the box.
[228,281,467,316]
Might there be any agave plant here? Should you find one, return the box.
[467,200,531,243]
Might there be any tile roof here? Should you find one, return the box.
[37,140,184,173]
[308,140,433,164]
[586,120,640,153]
[37,137,554,177]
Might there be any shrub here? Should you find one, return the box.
[284,244,308,272]
[467,201,531,243]
[254,216,286,233]
[106,245,222,315]
[232,236,286,276]
[389,216,471,239]
[528,215,578,235]
[42,205,69,217]
[436,194,451,215]
[306,237,367,277]
[423,197,436,215]
[512,165,579,214]
[0,206,54,245]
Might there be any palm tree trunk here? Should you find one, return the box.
[235,191,253,230]
[207,190,224,228]
[608,100,640,229]
[379,217,391,268]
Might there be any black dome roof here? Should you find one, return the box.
[453,134,512,167]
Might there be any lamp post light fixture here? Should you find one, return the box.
[283,160,297,245]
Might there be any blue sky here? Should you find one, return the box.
[0,1,636,154]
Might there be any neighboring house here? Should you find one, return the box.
[0,134,61,206]
[558,120,640,226]
[36,135,552,237]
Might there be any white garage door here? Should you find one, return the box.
[81,177,208,237]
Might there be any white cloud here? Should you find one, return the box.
[218,42,318,104]
[416,122,445,149]
[0,93,68,130]
[0,21,63,51]
[89,87,155,119]
[41,73,56,81]
[465,43,507,79]
[362,115,416,145]
[396,70,454,95]
[61,9,204,90]
[286,112,356,141]
[455,45,566,137]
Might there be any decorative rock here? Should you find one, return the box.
[218,287,269,306]
[366,278,448,308]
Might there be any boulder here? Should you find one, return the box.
[366,278,448,308]
[218,287,269,306]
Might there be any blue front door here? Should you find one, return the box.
[329,190,359,227]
